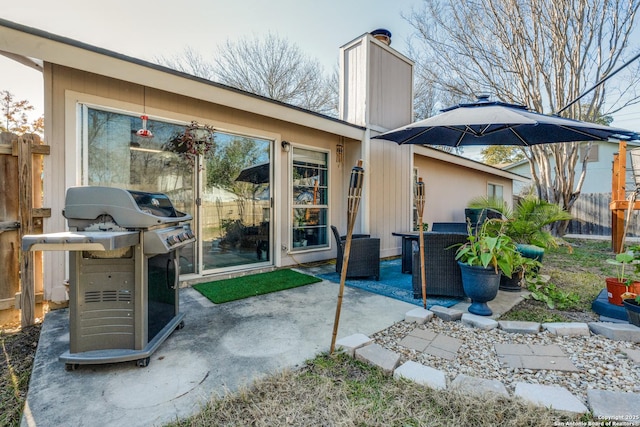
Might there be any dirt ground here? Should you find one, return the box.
[1,322,41,427]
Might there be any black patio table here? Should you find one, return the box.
[392,231,427,274]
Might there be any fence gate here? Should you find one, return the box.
[0,132,50,327]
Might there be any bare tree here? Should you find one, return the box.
[156,46,216,80]
[156,34,338,117]
[406,0,640,234]
[213,33,337,116]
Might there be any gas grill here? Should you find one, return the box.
[22,186,196,369]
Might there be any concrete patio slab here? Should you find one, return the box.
[22,280,414,427]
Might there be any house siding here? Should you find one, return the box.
[43,64,363,300]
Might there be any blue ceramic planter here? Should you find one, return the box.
[516,244,544,263]
[458,261,500,316]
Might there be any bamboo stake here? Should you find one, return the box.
[330,160,365,354]
[416,177,427,308]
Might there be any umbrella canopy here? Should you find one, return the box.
[235,162,270,184]
[372,99,638,146]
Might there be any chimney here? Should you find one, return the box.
[370,28,391,45]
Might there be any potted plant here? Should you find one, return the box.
[467,196,572,265]
[499,252,541,292]
[453,219,520,315]
[165,121,215,166]
[623,295,640,327]
[605,251,640,306]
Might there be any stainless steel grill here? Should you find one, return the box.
[22,186,196,369]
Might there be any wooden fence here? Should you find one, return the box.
[0,132,50,327]
[566,192,640,238]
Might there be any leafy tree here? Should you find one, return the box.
[1,90,43,135]
[406,0,640,235]
[481,146,526,166]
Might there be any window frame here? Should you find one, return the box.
[289,145,330,252]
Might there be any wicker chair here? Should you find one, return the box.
[411,232,468,298]
[331,225,380,280]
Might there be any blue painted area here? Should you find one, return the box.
[318,259,463,308]
[591,288,629,321]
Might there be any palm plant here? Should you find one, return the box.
[467,196,572,249]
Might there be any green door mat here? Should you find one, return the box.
[194,269,323,304]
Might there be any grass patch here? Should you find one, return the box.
[501,238,613,323]
[1,324,40,427]
[167,353,582,427]
[193,269,322,304]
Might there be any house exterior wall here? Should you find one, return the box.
[505,142,639,195]
[42,64,364,300]
[414,154,515,225]
[368,139,414,258]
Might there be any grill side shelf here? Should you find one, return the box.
[22,231,140,251]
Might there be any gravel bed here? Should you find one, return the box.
[372,318,640,404]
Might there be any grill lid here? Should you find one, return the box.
[63,186,192,229]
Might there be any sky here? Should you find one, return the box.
[2,0,640,143]
[1,0,422,115]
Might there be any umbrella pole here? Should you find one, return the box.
[416,178,427,309]
[330,160,365,354]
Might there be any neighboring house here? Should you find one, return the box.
[503,140,640,195]
[503,140,640,236]
[0,19,527,304]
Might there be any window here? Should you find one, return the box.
[487,183,503,201]
[580,143,598,162]
[291,147,328,250]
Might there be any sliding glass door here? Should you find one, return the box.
[201,133,272,272]
[81,105,273,276]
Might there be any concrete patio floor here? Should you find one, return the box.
[21,274,420,427]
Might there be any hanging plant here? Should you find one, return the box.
[166,121,215,166]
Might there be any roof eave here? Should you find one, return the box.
[0,18,365,140]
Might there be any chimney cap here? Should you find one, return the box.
[370,28,392,45]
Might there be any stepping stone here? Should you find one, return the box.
[355,343,401,374]
[423,334,462,361]
[495,344,578,371]
[514,383,588,415]
[398,335,430,352]
[589,322,640,342]
[498,320,540,334]
[335,333,372,357]
[450,374,509,398]
[542,322,590,337]
[405,307,434,324]
[587,389,640,425]
[430,306,464,321]
[461,313,499,330]
[393,360,447,390]
[408,328,438,341]
[623,348,640,366]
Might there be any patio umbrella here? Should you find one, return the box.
[235,162,270,184]
[373,97,638,308]
[372,98,638,147]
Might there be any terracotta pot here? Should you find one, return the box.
[605,278,640,306]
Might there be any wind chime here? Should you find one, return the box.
[330,159,365,354]
[416,177,427,308]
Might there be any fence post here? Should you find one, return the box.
[19,134,35,327]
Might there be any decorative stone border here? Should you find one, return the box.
[335,306,640,421]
